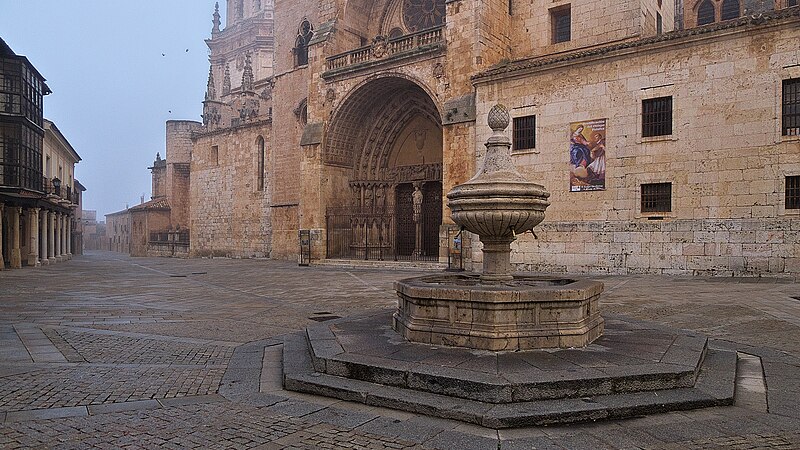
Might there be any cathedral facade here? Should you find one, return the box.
[152,0,800,276]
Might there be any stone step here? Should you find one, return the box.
[303,314,710,403]
[311,258,448,271]
[282,332,736,428]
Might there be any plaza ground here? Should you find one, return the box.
[1,251,799,449]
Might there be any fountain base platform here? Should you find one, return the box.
[283,312,736,428]
[393,274,604,351]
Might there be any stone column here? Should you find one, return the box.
[27,208,40,267]
[39,211,50,265]
[66,216,72,259]
[10,206,22,269]
[0,203,5,270]
[48,211,56,263]
[58,214,65,261]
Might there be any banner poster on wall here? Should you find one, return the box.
[569,118,607,192]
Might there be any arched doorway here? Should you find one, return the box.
[324,76,443,261]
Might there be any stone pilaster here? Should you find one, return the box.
[10,206,22,269]
[27,208,40,267]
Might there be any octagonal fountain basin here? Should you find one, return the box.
[393,274,604,351]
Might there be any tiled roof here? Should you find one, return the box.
[128,198,170,211]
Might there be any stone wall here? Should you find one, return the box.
[471,16,800,276]
[190,123,272,258]
[166,121,201,230]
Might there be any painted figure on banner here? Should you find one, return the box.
[569,119,607,192]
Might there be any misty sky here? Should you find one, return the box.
[1,0,224,218]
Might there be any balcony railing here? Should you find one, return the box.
[326,26,445,72]
[42,177,80,205]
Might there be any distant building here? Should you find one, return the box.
[1,38,81,270]
[105,208,130,254]
[82,210,107,251]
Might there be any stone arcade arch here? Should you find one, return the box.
[324,76,443,261]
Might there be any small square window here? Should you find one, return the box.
[512,115,536,152]
[787,176,800,210]
[642,96,672,138]
[551,6,571,44]
[783,78,800,137]
[641,182,672,213]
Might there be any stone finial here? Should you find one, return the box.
[241,52,254,92]
[487,104,510,132]
[222,63,231,96]
[212,2,221,33]
[205,66,217,101]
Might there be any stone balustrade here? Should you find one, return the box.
[325,26,445,73]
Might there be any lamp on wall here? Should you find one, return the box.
[52,178,61,197]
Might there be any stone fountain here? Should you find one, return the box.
[393,104,604,350]
[282,105,737,428]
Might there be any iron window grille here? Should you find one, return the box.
[789,0,798,7]
[641,182,672,213]
[642,96,673,138]
[512,115,536,152]
[787,176,800,210]
[783,78,800,136]
[551,7,571,44]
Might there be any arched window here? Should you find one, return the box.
[721,0,740,20]
[294,21,313,67]
[388,28,404,40]
[257,136,266,191]
[697,0,716,25]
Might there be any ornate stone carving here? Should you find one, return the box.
[212,2,221,34]
[371,36,388,58]
[241,52,254,92]
[222,64,231,96]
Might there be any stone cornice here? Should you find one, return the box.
[473,8,800,84]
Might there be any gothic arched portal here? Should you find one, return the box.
[324,77,443,261]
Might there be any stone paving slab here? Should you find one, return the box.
[1,252,800,448]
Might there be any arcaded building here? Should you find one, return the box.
[162,1,800,276]
[1,39,82,270]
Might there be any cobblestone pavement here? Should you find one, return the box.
[1,251,799,449]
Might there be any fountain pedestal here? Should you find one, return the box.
[393,104,604,350]
[394,274,604,351]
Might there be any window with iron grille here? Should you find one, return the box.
[783,78,800,136]
[788,0,797,7]
[512,115,536,152]
[641,182,672,213]
[697,0,715,25]
[642,96,672,137]
[787,176,800,210]
[551,6,571,44]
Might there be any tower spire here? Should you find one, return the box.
[212,2,221,34]
[241,52,254,92]
[205,66,217,100]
